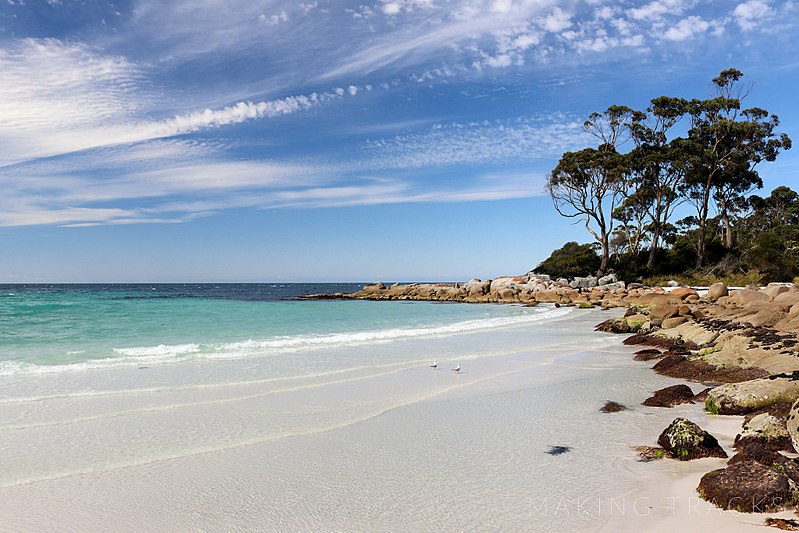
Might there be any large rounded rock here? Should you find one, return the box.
[569,276,598,289]
[736,413,793,451]
[657,418,728,460]
[661,316,688,329]
[707,376,799,415]
[697,460,797,512]
[649,303,679,326]
[671,287,698,300]
[728,288,770,307]
[763,284,791,299]
[729,439,783,466]
[706,282,729,301]
[598,273,618,286]
[463,279,491,297]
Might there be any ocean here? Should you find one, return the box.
[0,283,695,531]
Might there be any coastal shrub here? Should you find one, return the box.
[643,268,763,288]
[534,241,600,279]
[745,229,799,283]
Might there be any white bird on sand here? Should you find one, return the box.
[452,363,461,372]
[430,360,438,369]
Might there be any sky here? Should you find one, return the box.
[1,0,798,283]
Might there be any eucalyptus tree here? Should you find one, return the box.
[681,69,791,267]
[612,194,649,256]
[546,106,634,276]
[626,96,690,268]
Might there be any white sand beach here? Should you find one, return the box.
[0,308,771,531]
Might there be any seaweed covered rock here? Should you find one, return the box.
[654,355,768,384]
[633,348,663,361]
[728,440,783,466]
[657,418,728,460]
[642,384,695,407]
[595,315,648,334]
[600,401,628,413]
[698,460,797,512]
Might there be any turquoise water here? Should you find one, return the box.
[0,284,688,532]
[0,283,547,373]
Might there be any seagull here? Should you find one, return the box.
[452,363,461,372]
[430,360,438,369]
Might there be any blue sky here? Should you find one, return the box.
[1,0,797,282]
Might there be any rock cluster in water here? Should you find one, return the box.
[311,271,634,306]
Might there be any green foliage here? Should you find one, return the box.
[644,269,762,288]
[533,242,601,280]
[705,398,721,415]
[543,68,794,282]
[547,145,629,275]
[746,229,799,282]
[737,186,799,282]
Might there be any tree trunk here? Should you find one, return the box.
[647,224,661,269]
[696,178,712,269]
[598,235,609,277]
[696,217,706,269]
[722,213,733,248]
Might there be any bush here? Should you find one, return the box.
[534,242,601,279]
[745,229,799,282]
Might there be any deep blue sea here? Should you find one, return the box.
[0,283,548,373]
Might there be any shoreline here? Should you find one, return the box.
[4,282,799,530]
[0,307,676,531]
[316,276,799,528]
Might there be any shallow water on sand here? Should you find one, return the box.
[0,296,696,532]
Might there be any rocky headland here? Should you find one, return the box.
[310,274,799,518]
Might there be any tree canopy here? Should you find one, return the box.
[543,69,793,283]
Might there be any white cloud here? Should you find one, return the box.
[0,39,142,133]
[663,15,710,41]
[733,0,774,30]
[0,140,324,227]
[359,114,590,170]
[0,39,343,166]
[541,7,572,33]
[629,0,688,21]
[380,0,434,15]
[383,2,401,15]
[0,133,548,227]
[258,11,288,25]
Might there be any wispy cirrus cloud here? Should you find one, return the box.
[0,39,347,166]
[0,139,323,227]
[1,0,797,232]
[358,114,591,170]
